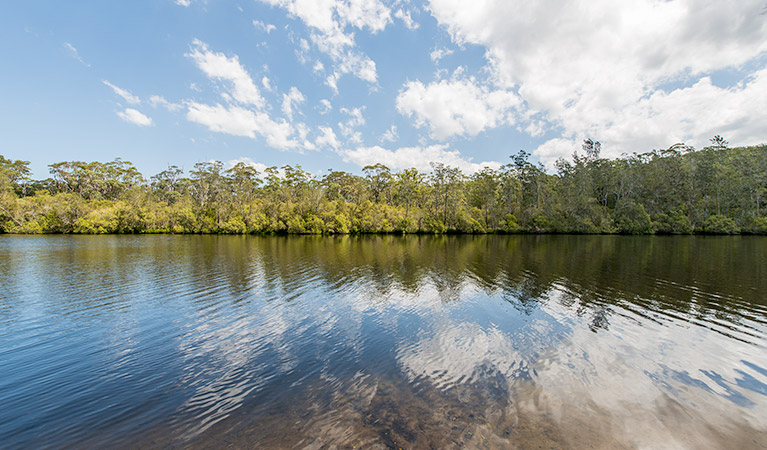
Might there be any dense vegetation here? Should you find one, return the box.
[1,138,765,235]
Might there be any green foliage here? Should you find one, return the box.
[1,142,765,235]
[504,214,522,233]
[702,215,740,235]
[652,211,692,235]
[744,217,767,235]
[615,203,654,235]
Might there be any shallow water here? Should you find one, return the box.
[1,235,766,449]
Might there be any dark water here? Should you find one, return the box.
[1,235,766,449]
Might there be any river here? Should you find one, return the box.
[1,235,765,449]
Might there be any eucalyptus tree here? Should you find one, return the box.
[48,159,142,200]
[363,163,393,205]
[225,162,262,227]
[189,161,225,209]
[151,165,185,204]
[468,167,502,229]
[429,162,464,229]
[0,155,32,196]
[393,168,424,219]
[0,155,31,228]
[322,170,368,204]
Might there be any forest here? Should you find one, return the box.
[1,137,765,235]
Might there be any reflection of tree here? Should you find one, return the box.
[227,235,765,336]
[89,234,762,336]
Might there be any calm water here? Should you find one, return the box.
[1,235,766,449]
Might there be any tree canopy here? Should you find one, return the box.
[1,140,765,235]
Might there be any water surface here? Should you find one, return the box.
[1,235,766,449]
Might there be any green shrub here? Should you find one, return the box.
[652,211,692,234]
[743,217,767,235]
[614,203,654,235]
[423,216,447,233]
[504,214,521,233]
[702,215,740,234]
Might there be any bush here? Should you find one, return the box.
[75,206,118,233]
[504,214,522,233]
[702,215,740,234]
[527,213,552,233]
[303,214,325,234]
[743,217,767,235]
[423,216,447,233]
[614,203,654,235]
[394,217,417,234]
[652,211,692,234]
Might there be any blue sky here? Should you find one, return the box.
[1,1,766,179]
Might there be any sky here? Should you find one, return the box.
[1,1,766,179]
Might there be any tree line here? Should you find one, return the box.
[1,137,765,235]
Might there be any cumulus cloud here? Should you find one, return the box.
[226,157,270,173]
[396,75,520,140]
[186,102,297,150]
[253,19,276,33]
[186,39,265,107]
[340,144,501,173]
[428,0,767,161]
[225,157,289,177]
[175,0,191,6]
[319,98,332,114]
[394,8,419,30]
[380,125,398,143]
[117,108,153,127]
[316,126,341,150]
[261,76,273,91]
[429,46,453,63]
[183,40,322,152]
[281,86,306,120]
[258,0,391,86]
[534,69,767,167]
[338,106,366,143]
[103,80,140,105]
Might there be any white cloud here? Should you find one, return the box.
[103,80,140,105]
[186,39,265,108]
[340,144,501,174]
[253,19,277,33]
[281,86,306,120]
[175,0,190,6]
[316,126,341,149]
[534,69,767,167]
[261,76,273,91]
[380,125,398,143]
[295,122,318,151]
[259,0,391,86]
[226,157,270,173]
[184,41,323,152]
[225,157,288,177]
[117,108,153,127]
[186,102,297,150]
[338,106,365,143]
[64,42,89,67]
[429,47,453,63]
[428,0,767,161]
[394,8,419,30]
[148,95,182,112]
[319,98,332,114]
[396,76,520,140]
